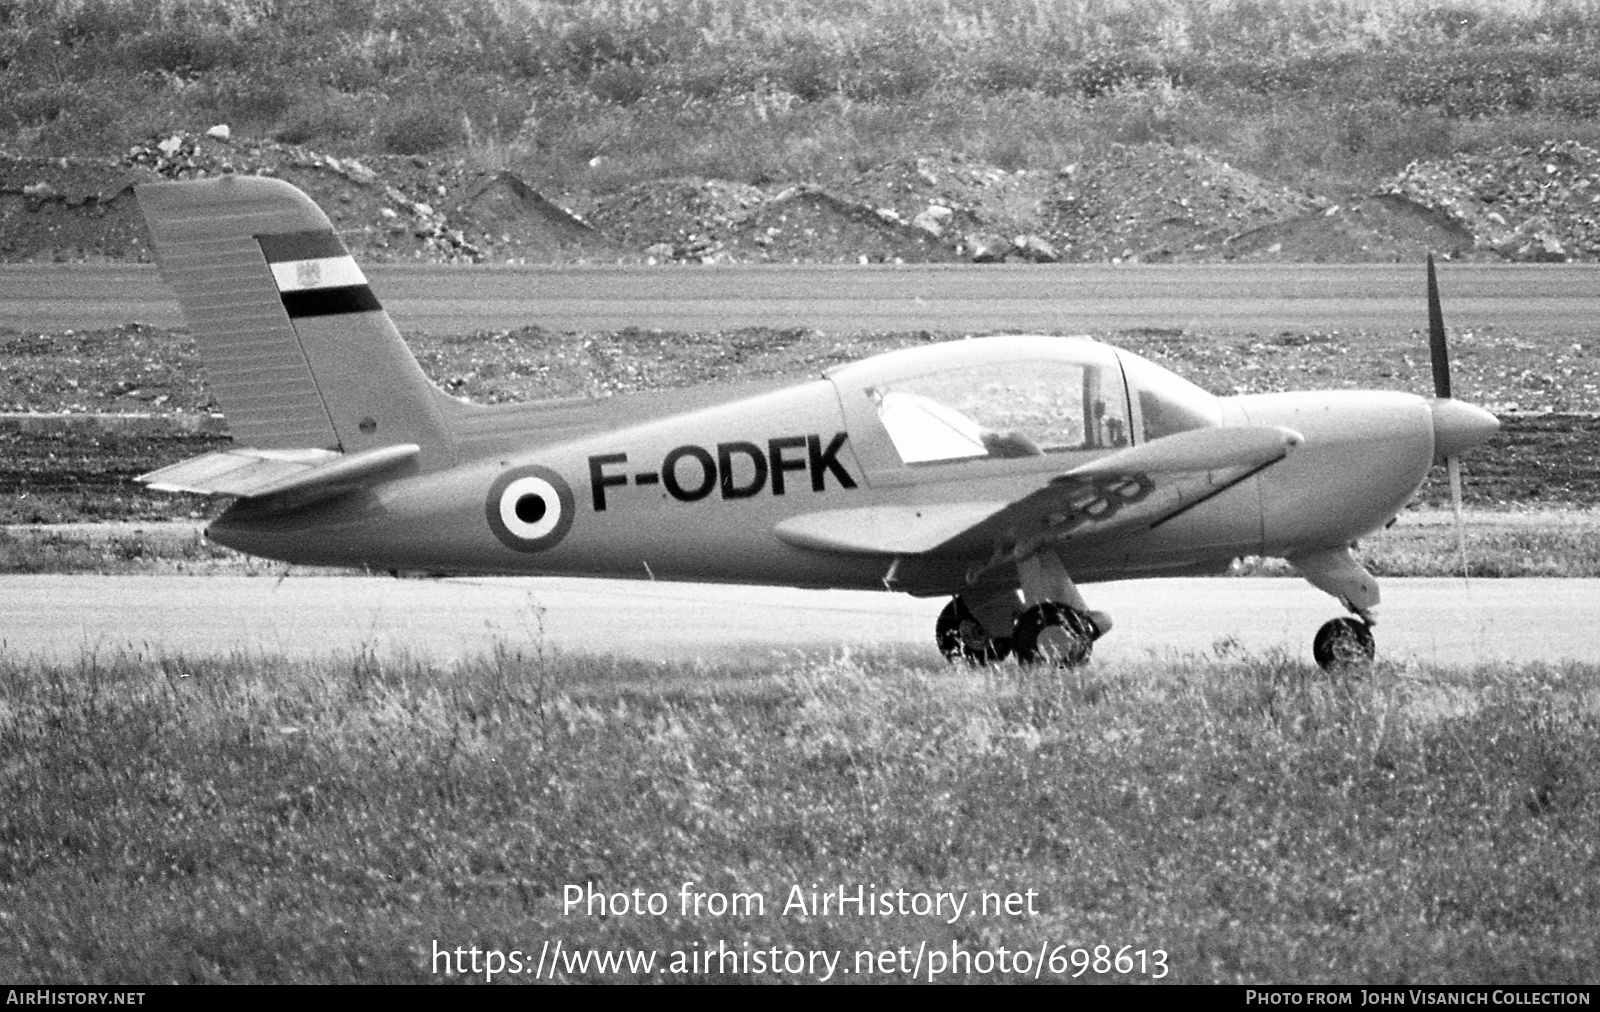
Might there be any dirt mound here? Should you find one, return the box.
[726,186,963,264]
[579,145,1329,265]
[462,171,621,261]
[843,146,1472,264]
[846,153,1065,261]
[0,157,158,262]
[1380,140,1600,262]
[1,131,618,265]
[843,147,1321,263]
[583,179,767,262]
[1047,146,1318,261]
[1217,193,1478,263]
[584,177,965,263]
[8,133,1600,265]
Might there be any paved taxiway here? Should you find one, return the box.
[2,575,1593,668]
[6,262,1599,334]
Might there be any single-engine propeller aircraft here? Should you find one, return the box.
[135,177,1499,669]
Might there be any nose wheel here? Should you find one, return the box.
[1013,602,1102,668]
[1313,616,1375,671]
[935,597,1013,664]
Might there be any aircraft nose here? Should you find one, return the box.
[1429,398,1500,461]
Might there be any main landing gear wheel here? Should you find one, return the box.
[1012,602,1100,668]
[936,598,1012,665]
[1313,617,1376,672]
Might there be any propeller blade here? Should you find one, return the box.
[1427,253,1452,400]
[1429,257,1475,581]
[1447,454,1469,581]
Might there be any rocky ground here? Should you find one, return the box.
[7,130,1600,266]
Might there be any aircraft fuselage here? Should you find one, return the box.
[208,378,1441,596]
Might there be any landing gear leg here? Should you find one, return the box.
[936,584,1021,664]
[1291,546,1379,672]
[1012,549,1109,667]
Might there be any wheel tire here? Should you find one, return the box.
[1012,602,1098,668]
[1313,617,1376,671]
[936,598,1012,665]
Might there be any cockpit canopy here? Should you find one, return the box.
[827,336,1220,470]
[869,358,1128,463]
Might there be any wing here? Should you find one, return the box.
[773,425,1302,558]
[139,443,419,499]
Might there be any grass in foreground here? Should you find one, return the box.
[1,644,1595,983]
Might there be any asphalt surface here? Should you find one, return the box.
[2,574,1593,668]
[6,262,1600,334]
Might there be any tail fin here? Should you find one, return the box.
[136,176,455,465]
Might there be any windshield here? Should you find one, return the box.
[870,359,1131,465]
[1116,351,1221,441]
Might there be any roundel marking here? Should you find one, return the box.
[486,465,574,553]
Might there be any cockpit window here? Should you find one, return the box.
[1139,388,1216,440]
[870,360,1130,465]
[1117,352,1221,441]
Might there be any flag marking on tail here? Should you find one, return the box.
[257,230,381,319]
[271,255,366,292]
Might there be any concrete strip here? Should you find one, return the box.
[0,574,1593,668]
[8,262,1600,335]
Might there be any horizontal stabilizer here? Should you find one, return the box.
[1060,425,1302,481]
[139,442,419,498]
[774,501,1009,556]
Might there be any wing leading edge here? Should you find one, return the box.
[773,425,1303,558]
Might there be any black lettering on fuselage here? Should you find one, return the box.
[589,452,627,511]
[808,432,857,491]
[718,441,768,499]
[589,433,855,510]
[663,445,717,501]
[768,436,808,496]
